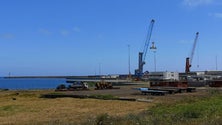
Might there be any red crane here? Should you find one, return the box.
[185,32,199,73]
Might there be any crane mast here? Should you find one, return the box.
[185,32,199,73]
[135,19,155,78]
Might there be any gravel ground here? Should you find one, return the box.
[62,84,222,103]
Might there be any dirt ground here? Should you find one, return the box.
[64,84,215,103]
[0,84,221,124]
[66,83,148,98]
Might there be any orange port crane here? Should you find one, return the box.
[135,19,155,78]
[185,32,199,74]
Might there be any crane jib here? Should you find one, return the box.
[135,19,155,77]
[185,32,199,74]
[190,32,199,65]
[143,19,155,62]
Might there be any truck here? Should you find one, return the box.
[55,81,88,91]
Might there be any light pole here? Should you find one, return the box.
[128,45,131,79]
[150,42,157,72]
[99,63,101,76]
[216,55,218,71]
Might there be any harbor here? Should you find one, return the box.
[1,1,222,124]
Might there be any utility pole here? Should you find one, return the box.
[99,63,101,76]
[216,55,218,71]
[150,42,157,72]
[128,45,131,79]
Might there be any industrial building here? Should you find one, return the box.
[148,71,179,81]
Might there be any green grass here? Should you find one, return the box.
[0,105,20,111]
[89,94,118,100]
[87,82,96,87]
[82,93,222,125]
[146,95,222,125]
[0,105,25,117]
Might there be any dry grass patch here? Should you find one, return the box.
[0,90,152,124]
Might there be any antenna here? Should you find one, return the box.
[128,45,131,79]
[216,55,218,71]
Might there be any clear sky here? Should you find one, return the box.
[0,0,222,76]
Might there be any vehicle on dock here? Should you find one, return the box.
[55,84,67,91]
[136,86,196,96]
[139,88,169,96]
[68,81,89,90]
[55,82,89,91]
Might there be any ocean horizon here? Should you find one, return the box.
[0,77,67,90]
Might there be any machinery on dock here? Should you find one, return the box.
[95,81,113,90]
[55,82,89,91]
[95,80,120,90]
[208,78,222,87]
[68,81,89,90]
[138,87,196,96]
[135,19,155,79]
[185,32,199,74]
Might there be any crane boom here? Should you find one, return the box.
[135,19,155,78]
[190,32,199,65]
[185,32,199,73]
[143,19,155,62]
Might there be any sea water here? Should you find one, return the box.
[0,77,67,90]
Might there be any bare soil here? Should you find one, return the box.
[0,84,221,124]
[64,84,213,103]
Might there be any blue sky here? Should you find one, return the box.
[0,0,222,76]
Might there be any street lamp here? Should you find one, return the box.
[150,42,157,72]
[128,45,131,79]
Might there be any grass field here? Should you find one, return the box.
[0,90,152,124]
[83,89,222,125]
[0,88,222,125]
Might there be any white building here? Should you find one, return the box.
[148,71,179,81]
